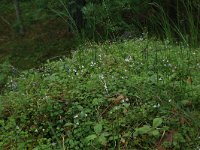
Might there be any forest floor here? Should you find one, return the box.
[0,2,77,70]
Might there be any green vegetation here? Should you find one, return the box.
[0,0,199,68]
[0,0,78,69]
[0,0,200,149]
[0,39,200,149]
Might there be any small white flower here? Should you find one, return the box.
[104,83,108,93]
[74,114,79,118]
[35,129,38,133]
[99,74,104,79]
[153,103,160,108]
[52,142,56,146]
[138,37,144,41]
[73,69,77,73]
[16,126,20,130]
[168,99,172,102]
[99,54,102,60]
[125,56,132,62]
[90,61,96,67]
[114,106,120,110]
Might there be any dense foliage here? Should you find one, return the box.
[0,0,200,149]
[83,0,200,44]
[0,0,199,67]
[1,0,200,42]
[0,39,200,149]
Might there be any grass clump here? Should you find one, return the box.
[0,39,200,149]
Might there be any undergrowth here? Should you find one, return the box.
[0,39,200,149]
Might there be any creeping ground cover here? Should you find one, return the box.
[0,39,200,149]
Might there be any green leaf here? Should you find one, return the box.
[134,125,151,136]
[101,132,110,137]
[98,135,107,145]
[108,135,120,140]
[64,123,73,127]
[181,100,191,106]
[151,129,160,137]
[94,123,102,134]
[153,118,163,128]
[85,134,97,142]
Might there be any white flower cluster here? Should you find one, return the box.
[125,55,133,62]
[99,74,108,93]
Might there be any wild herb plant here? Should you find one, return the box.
[0,39,199,149]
